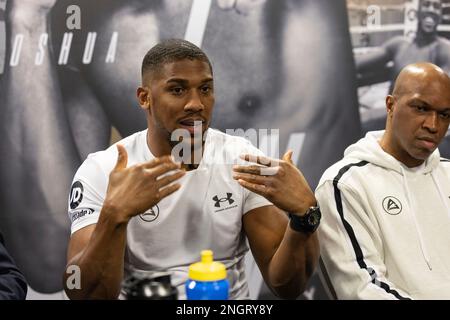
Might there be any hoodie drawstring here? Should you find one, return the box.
[401,167,433,271]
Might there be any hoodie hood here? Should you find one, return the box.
[344,130,441,175]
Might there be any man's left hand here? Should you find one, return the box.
[232,150,316,215]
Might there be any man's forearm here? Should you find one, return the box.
[2,6,80,205]
[4,7,78,159]
[64,209,128,300]
[267,227,320,299]
[355,48,390,74]
[0,4,80,291]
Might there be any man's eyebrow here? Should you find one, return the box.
[165,77,213,84]
[201,78,214,83]
[409,98,431,106]
[410,98,450,111]
[166,78,189,85]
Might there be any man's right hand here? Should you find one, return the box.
[102,144,185,223]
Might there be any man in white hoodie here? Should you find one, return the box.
[316,62,450,299]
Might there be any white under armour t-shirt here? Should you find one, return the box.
[67,128,273,299]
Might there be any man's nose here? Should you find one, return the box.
[423,111,438,133]
[184,90,205,112]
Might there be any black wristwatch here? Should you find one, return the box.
[289,206,321,234]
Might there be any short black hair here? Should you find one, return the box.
[141,39,212,83]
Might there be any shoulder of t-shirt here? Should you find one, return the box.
[76,130,147,181]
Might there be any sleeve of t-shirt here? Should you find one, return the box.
[67,156,108,235]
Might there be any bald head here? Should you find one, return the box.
[382,62,450,167]
[392,62,450,99]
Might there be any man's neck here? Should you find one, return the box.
[146,129,205,171]
[415,30,438,46]
[379,133,424,168]
[147,129,172,158]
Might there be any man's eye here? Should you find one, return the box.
[416,105,427,112]
[171,87,184,95]
[200,85,211,94]
[439,113,450,120]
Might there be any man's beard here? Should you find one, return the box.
[168,128,207,166]
[168,132,204,149]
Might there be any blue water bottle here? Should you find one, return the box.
[185,250,229,300]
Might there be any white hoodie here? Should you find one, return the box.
[316,130,450,299]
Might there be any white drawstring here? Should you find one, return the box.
[401,167,432,271]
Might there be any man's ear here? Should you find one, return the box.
[137,86,151,110]
[386,95,395,117]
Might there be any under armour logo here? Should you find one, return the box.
[382,196,402,215]
[213,193,234,208]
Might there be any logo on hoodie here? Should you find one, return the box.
[382,196,402,215]
[139,205,160,222]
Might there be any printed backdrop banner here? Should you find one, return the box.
[0,0,363,299]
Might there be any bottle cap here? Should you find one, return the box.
[188,250,227,281]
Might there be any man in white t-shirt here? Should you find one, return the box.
[63,39,320,300]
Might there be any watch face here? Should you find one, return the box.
[289,207,321,233]
[307,208,321,227]
[308,214,318,226]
